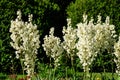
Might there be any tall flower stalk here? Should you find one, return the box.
[76,14,116,80]
[113,36,120,76]
[42,27,63,68]
[62,18,77,67]
[10,10,40,80]
[42,27,63,79]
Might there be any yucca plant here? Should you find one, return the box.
[10,10,40,80]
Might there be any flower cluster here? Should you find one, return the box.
[114,36,120,76]
[76,15,97,76]
[76,14,116,78]
[62,18,77,60]
[42,27,63,68]
[94,15,116,52]
[10,10,40,79]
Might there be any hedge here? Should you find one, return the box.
[67,0,120,33]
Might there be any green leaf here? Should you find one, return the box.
[0,39,3,47]
[117,77,120,80]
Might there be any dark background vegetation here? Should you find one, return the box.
[0,0,119,74]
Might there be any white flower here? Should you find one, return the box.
[62,18,77,59]
[76,14,116,77]
[15,51,19,59]
[42,27,63,68]
[10,10,40,79]
[113,36,120,76]
[17,10,22,20]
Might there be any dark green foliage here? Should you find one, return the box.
[0,0,60,73]
[67,0,120,33]
[91,51,116,73]
[0,73,7,80]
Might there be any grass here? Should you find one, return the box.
[0,64,118,80]
[0,72,118,80]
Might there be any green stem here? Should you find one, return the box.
[53,67,56,80]
[84,65,90,80]
[71,56,73,68]
[50,57,52,68]
[112,55,114,79]
[66,67,68,80]
[73,67,76,80]
[49,68,51,80]
[90,66,92,80]
[20,59,24,78]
